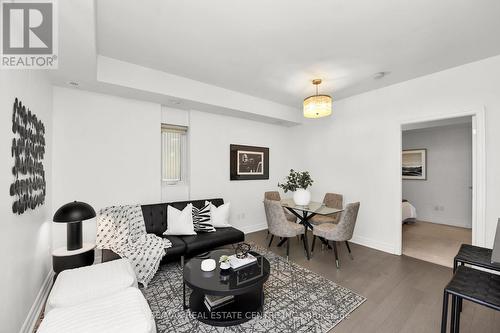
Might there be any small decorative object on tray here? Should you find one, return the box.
[219,255,231,270]
[229,253,257,269]
[235,243,251,259]
[201,259,216,272]
[204,294,235,311]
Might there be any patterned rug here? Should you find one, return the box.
[141,243,366,332]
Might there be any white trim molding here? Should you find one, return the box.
[350,234,397,254]
[20,270,54,333]
[398,108,487,255]
[239,222,268,235]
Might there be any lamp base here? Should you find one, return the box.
[67,221,83,251]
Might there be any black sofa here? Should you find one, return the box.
[102,198,245,264]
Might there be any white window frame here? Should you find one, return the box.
[161,124,188,185]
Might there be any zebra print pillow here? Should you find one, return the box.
[192,203,216,233]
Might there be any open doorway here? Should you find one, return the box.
[400,116,474,267]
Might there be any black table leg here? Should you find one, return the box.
[451,294,457,333]
[441,290,448,333]
[283,207,315,260]
[454,261,463,314]
[260,286,265,316]
[302,229,310,260]
[454,295,461,333]
[183,280,188,310]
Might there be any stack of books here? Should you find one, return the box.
[228,253,257,269]
[204,294,234,311]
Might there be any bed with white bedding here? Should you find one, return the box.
[402,200,417,223]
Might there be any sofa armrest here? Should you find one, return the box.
[101,249,122,263]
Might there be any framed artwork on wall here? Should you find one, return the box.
[402,149,427,180]
[230,144,269,180]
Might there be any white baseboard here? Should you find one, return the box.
[350,235,396,255]
[239,223,268,235]
[20,270,54,333]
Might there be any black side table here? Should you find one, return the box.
[183,250,270,327]
[453,244,500,313]
[441,265,500,333]
[453,244,500,273]
[52,243,95,275]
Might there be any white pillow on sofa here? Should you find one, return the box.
[205,201,232,228]
[164,204,196,235]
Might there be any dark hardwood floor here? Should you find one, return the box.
[246,230,500,333]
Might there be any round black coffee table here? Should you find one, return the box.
[183,249,270,327]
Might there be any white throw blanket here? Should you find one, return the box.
[96,205,171,287]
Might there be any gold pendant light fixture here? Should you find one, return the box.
[303,79,332,118]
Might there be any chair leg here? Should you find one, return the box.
[345,241,353,260]
[332,241,340,268]
[268,235,274,248]
[266,230,269,239]
[311,235,317,253]
[441,291,449,333]
[286,238,290,260]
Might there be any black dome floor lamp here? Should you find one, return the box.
[53,201,96,251]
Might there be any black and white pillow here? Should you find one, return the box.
[192,203,216,233]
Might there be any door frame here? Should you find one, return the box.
[396,108,486,255]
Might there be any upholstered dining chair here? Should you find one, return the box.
[264,199,305,260]
[311,202,360,268]
[309,192,343,225]
[264,191,297,222]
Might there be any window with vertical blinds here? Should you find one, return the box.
[161,124,187,183]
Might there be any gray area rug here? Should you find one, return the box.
[141,243,366,332]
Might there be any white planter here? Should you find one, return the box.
[220,262,231,270]
[293,189,311,206]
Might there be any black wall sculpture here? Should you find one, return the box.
[9,98,46,215]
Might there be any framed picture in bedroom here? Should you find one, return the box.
[402,149,427,180]
[230,144,269,180]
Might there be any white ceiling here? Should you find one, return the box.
[96,0,500,107]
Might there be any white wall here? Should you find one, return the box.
[52,87,161,248]
[294,54,500,253]
[189,110,293,233]
[402,123,472,228]
[0,71,53,333]
[52,89,293,245]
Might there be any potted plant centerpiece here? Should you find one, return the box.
[219,255,231,270]
[278,169,314,206]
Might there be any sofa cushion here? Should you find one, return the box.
[179,227,244,256]
[141,203,167,236]
[169,198,224,212]
[161,235,186,259]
